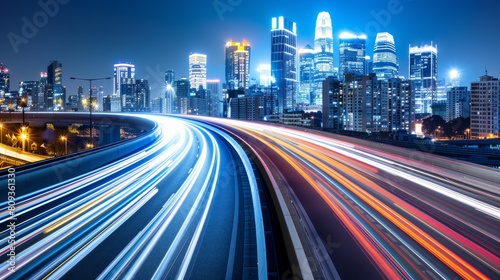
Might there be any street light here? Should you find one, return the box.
[70,76,111,148]
[465,128,470,140]
[61,136,67,155]
[20,97,27,126]
[21,129,26,152]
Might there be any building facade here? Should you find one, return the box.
[120,79,150,112]
[113,63,135,97]
[271,16,297,114]
[47,60,64,111]
[313,11,335,106]
[338,32,367,78]
[446,86,469,121]
[372,32,398,80]
[409,43,438,115]
[470,75,499,139]
[189,53,207,91]
[299,44,315,105]
[0,64,9,96]
[225,41,251,90]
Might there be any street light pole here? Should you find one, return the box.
[70,76,111,148]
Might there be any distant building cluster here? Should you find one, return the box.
[1,10,498,139]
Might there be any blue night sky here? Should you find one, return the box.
[2,0,499,98]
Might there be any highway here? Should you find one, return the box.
[1,113,499,279]
[0,115,266,279]
[196,117,500,279]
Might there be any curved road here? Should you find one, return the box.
[0,115,265,279]
[198,117,500,280]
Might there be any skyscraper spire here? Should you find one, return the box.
[373,32,398,80]
[314,11,333,53]
[313,11,334,106]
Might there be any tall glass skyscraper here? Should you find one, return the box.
[47,60,64,111]
[165,69,175,85]
[271,16,297,114]
[189,53,207,91]
[372,32,398,80]
[225,41,251,90]
[299,44,315,105]
[313,11,334,106]
[338,32,367,79]
[409,43,438,114]
[113,63,135,98]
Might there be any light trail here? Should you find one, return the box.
[0,115,265,279]
[197,117,500,279]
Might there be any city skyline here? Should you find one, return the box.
[2,0,499,99]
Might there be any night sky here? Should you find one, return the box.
[2,0,499,99]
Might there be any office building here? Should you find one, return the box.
[47,60,64,111]
[257,64,272,87]
[271,16,297,113]
[364,55,373,75]
[151,97,167,113]
[373,32,398,80]
[206,79,221,117]
[96,86,104,111]
[387,78,413,133]
[165,69,175,85]
[339,32,367,78]
[322,76,343,130]
[446,86,469,121]
[409,43,438,115]
[299,44,315,105]
[113,63,135,98]
[225,41,251,90]
[174,78,190,114]
[313,11,335,106]
[68,95,78,111]
[77,86,85,111]
[120,79,150,112]
[36,72,47,111]
[189,53,207,91]
[470,75,499,139]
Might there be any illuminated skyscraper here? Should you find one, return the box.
[299,44,315,105]
[174,78,190,114]
[313,11,334,106]
[165,70,176,114]
[271,16,297,113]
[225,41,251,90]
[338,32,366,78]
[257,64,271,87]
[47,60,64,111]
[373,32,398,80]
[0,64,10,96]
[470,75,499,139]
[113,63,135,98]
[446,86,469,122]
[165,69,175,85]
[189,53,207,91]
[121,79,150,112]
[206,79,221,117]
[409,43,438,114]
[19,80,38,108]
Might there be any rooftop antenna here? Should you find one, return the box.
[485,65,488,76]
